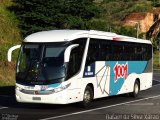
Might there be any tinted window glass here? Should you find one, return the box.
[86,38,152,63]
[66,38,87,79]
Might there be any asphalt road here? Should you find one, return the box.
[0,71,160,120]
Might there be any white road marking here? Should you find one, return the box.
[0,107,8,110]
[40,94,160,120]
[0,96,11,110]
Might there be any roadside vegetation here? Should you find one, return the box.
[154,51,160,69]
[0,0,21,86]
[0,0,159,86]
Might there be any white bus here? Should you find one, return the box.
[8,30,153,107]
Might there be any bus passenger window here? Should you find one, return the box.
[86,39,98,66]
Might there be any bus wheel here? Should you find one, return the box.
[81,86,93,108]
[130,80,140,98]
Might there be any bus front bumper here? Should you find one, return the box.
[16,89,68,104]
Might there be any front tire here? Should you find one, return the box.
[130,81,140,98]
[81,86,93,108]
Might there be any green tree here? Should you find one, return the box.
[12,0,101,37]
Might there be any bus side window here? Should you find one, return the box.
[136,45,143,60]
[111,41,124,61]
[146,44,152,60]
[99,40,112,61]
[85,39,98,66]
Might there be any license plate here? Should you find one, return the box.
[32,97,41,101]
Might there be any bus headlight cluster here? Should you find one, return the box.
[16,85,23,91]
[53,83,71,93]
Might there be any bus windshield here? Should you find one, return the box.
[16,42,69,85]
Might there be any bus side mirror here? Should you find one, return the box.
[64,44,79,63]
[7,45,21,62]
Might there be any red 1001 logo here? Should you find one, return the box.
[114,62,128,81]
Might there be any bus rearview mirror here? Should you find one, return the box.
[7,45,21,62]
[64,44,79,63]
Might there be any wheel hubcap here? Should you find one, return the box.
[84,90,91,103]
[135,84,139,94]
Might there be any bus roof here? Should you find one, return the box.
[24,30,152,44]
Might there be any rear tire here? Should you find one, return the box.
[81,86,93,108]
[130,81,140,98]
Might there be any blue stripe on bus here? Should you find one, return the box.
[48,83,61,88]
[106,61,148,96]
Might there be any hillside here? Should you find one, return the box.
[0,0,21,86]
[0,0,21,60]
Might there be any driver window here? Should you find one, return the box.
[66,38,87,79]
[67,47,79,78]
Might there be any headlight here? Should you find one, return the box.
[53,83,71,93]
[16,85,23,91]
